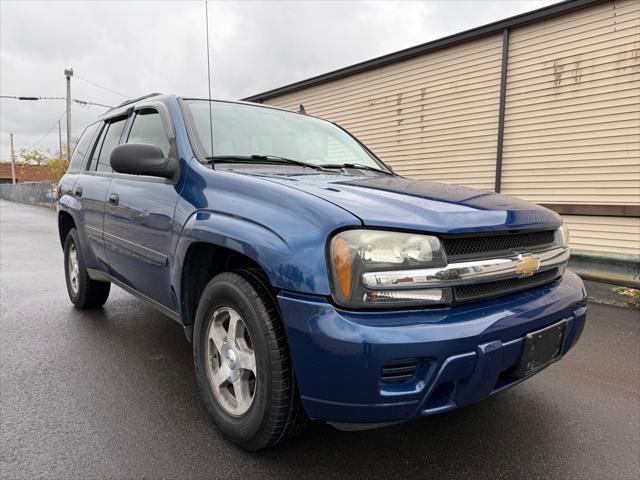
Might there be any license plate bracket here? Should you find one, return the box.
[514,319,567,378]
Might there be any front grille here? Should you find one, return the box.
[380,359,418,384]
[442,230,555,260]
[454,268,560,303]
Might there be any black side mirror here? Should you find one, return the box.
[110,143,178,180]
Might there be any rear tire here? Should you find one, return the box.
[193,270,307,451]
[63,228,110,309]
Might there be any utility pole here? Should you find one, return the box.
[64,68,73,161]
[58,120,63,158]
[10,133,17,184]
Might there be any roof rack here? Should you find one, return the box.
[110,92,163,111]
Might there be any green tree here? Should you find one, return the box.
[17,148,50,165]
[47,155,70,181]
[46,140,77,181]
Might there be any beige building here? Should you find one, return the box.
[244,0,640,285]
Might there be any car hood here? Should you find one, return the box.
[232,168,562,234]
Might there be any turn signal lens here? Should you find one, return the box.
[555,224,570,248]
[332,237,353,300]
[563,223,570,246]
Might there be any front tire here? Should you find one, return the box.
[193,271,307,451]
[63,228,110,309]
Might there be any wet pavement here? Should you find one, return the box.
[1,200,639,479]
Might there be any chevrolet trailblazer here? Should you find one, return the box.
[57,94,586,450]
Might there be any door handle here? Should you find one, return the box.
[108,193,119,206]
[74,186,83,197]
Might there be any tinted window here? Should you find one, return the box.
[87,124,108,171]
[183,100,386,171]
[69,123,100,172]
[94,119,127,173]
[127,110,171,157]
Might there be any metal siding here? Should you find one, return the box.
[501,0,640,206]
[264,34,504,189]
[261,0,639,256]
[563,214,640,255]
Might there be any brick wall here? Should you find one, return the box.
[0,162,58,183]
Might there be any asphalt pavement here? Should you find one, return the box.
[1,200,639,480]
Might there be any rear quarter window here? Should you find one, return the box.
[68,123,100,172]
[94,119,127,173]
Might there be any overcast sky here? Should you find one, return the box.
[0,0,557,160]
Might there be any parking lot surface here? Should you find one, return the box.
[1,200,639,480]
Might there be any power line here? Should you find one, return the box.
[0,95,112,108]
[26,110,67,151]
[1,95,65,101]
[74,73,132,99]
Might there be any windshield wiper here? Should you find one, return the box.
[321,163,395,175]
[206,155,331,172]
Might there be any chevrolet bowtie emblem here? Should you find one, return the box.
[516,255,541,277]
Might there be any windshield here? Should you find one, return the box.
[183,99,388,170]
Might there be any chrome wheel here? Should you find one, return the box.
[205,307,257,416]
[68,243,79,294]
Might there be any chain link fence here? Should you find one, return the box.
[0,183,58,209]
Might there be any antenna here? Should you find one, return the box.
[205,0,214,164]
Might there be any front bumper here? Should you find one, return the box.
[277,271,587,423]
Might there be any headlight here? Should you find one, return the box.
[329,229,450,308]
[554,223,570,248]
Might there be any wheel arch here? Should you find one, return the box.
[179,241,275,328]
[174,209,292,327]
[58,210,76,247]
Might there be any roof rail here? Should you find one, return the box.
[110,92,163,111]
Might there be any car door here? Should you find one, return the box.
[59,121,99,224]
[74,116,127,269]
[59,121,100,202]
[103,104,180,309]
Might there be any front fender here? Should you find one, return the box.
[170,163,363,325]
[174,209,293,292]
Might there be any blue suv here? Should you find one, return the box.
[57,93,587,450]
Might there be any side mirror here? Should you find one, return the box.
[110,143,178,179]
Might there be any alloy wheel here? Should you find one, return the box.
[205,307,257,416]
[68,243,80,295]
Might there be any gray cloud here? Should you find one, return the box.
[0,0,555,159]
